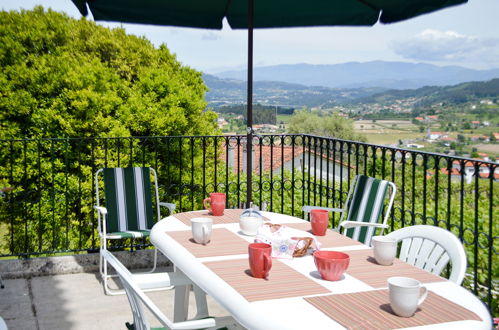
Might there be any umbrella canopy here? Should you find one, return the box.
[71,0,467,207]
[71,0,466,29]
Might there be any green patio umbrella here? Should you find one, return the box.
[71,0,467,206]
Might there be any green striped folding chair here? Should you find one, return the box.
[303,175,396,245]
[95,167,176,295]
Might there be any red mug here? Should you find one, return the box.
[248,243,272,279]
[311,209,329,236]
[203,192,226,216]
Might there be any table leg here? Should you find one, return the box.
[193,284,209,319]
[173,284,190,322]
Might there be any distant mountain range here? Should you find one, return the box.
[204,73,499,109]
[354,78,499,107]
[203,74,385,108]
[214,61,499,90]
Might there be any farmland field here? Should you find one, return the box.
[353,120,419,131]
[474,144,499,155]
[276,114,292,123]
[360,132,424,145]
[354,120,425,145]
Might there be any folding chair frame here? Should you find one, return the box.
[95,167,175,295]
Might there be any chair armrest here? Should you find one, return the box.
[159,202,176,215]
[339,221,389,229]
[302,205,344,213]
[93,206,107,215]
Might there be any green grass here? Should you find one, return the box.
[361,132,424,145]
[276,114,292,124]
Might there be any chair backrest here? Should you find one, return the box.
[101,250,216,330]
[385,225,467,285]
[343,175,396,244]
[97,167,159,233]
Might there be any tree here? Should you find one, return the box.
[0,7,218,139]
[0,7,219,255]
[288,109,366,141]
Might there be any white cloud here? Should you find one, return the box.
[201,31,221,41]
[391,29,499,63]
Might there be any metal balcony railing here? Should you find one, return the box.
[0,134,497,314]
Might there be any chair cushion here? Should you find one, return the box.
[345,175,389,244]
[106,230,150,239]
[103,167,155,233]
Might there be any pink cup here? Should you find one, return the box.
[314,250,350,281]
[248,243,272,279]
[203,192,226,216]
[311,209,329,236]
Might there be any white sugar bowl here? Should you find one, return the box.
[239,208,263,236]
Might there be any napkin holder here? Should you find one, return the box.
[256,223,316,258]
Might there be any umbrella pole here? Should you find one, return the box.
[246,0,254,208]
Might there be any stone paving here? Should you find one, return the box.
[0,271,230,330]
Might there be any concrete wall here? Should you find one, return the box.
[0,250,172,279]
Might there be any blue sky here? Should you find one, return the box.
[2,0,499,73]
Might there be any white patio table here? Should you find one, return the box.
[150,210,492,330]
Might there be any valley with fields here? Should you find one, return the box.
[206,66,499,160]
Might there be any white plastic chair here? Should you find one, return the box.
[385,225,467,285]
[95,167,176,295]
[303,174,396,245]
[0,316,7,330]
[101,250,240,330]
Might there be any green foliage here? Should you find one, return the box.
[0,8,219,255]
[215,104,288,125]
[0,7,218,139]
[360,79,499,107]
[288,109,366,141]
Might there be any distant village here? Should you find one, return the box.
[214,97,498,177]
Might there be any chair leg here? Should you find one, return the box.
[130,245,158,274]
[144,248,158,274]
[101,247,163,295]
[102,255,125,296]
[101,245,126,296]
[99,249,104,278]
[102,253,113,295]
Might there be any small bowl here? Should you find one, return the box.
[239,216,263,236]
[313,251,350,281]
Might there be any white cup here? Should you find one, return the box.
[239,216,263,236]
[191,217,212,244]
[371,236,397,266]
[388,277,428,317]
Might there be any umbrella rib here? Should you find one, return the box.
[355,0,381,12]
[223,0,233,23]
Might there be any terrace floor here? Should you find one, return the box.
[0,270,231,330]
